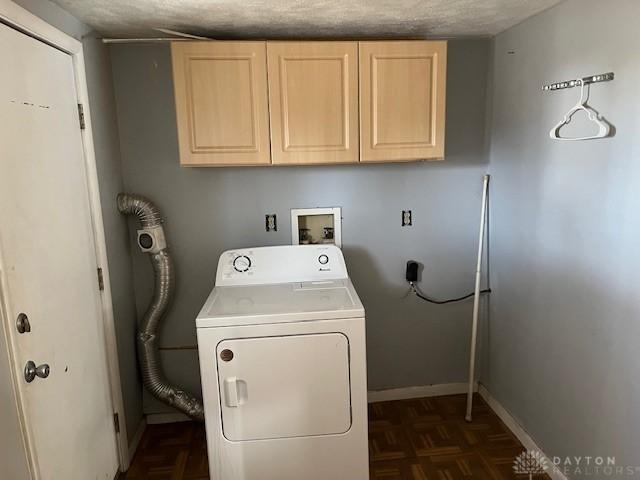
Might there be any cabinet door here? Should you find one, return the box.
[267,42,359,165]
[359,41,447,162]
[171,41,271,166]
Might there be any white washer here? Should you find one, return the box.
[196,245,369,480]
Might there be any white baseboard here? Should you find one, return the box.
[146,412,192,425]
[367,382,477,403]
[127,418,147,462]
[478,384,567,480]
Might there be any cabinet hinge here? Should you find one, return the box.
[97,267,105,291]
[77,103,86,130]
[113,412,120,434]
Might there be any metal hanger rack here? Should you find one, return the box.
[542,71,615,141]
[542,72,614,91]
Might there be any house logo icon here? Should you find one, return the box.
[513,450,549,479]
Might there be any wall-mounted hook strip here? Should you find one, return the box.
[542,72,614,91]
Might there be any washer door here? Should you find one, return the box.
[217,333,351,441]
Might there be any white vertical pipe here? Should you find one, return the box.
[465,174,490,422]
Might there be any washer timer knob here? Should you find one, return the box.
[233,255,251,272]
[318,254,329,265]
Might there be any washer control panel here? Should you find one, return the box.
[216,245,347,286]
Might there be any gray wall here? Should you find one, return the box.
[12,0,142,443]
[83,36,142,443]
[486,0,640,467]
[109,40,492,414]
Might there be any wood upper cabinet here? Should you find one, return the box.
[359,41,447,162]
[266,42,359,165]
[171,40,447,166]
[171,41,271,166]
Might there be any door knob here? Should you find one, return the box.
[24,361,50,383]
[16,313,31,334]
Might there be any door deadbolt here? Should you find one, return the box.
[24,361,50,383]
[16,313,31,334]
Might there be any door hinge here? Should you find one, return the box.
[113,412,120,434]
[77,103,86,130]
[97,267,105,291]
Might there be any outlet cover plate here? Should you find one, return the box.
[265,214,277,232]
[402,210,412,226]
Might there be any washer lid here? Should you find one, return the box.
[196,278,364,327]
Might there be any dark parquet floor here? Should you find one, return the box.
[124,393,549,479]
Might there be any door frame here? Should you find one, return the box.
[0,0,130,474]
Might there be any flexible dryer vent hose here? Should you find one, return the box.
[117,193,204,422]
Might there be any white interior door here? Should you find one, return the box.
[0,23,119,480]
[217,333,352,441]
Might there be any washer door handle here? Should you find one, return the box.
[224,377,239,407]
[223,377,247,407]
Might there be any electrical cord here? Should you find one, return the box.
[409,282,491,305]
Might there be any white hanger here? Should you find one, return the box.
[549,79,611,141]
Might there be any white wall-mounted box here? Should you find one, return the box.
[291,207,342,247]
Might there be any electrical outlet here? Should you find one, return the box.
[402,210,412,226]
[265,214,277,232]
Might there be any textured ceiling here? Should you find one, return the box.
[52,0,564,39]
